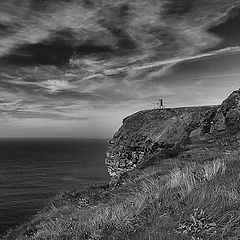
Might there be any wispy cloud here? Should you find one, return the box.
[201,73,240,79]
[133,46,240,71]
[0,0,240,137]
[38,80,75,93]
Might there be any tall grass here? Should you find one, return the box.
[3,150,240,240]
[166,158,227,195]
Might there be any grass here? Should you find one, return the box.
[3,150,240,240]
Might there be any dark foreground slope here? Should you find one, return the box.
[3,89,240,240]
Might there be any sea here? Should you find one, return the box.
[0,138,109,235]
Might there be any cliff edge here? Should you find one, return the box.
[106,89,240,184]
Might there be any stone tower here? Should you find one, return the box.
[154,98,164,109]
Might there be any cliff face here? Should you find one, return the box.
[105,89,240,184]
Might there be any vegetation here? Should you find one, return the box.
[3,150,240,240]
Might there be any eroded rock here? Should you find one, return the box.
[210,112,226,133]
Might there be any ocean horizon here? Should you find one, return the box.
[0,138,109,235]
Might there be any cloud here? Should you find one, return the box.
[133,46,240,71]
[199,73,240,79]
[0,0,240,137]
[38,80,75,93]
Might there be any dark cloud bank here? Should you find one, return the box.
[0,0,240,137]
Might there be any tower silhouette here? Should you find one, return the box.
[154,98,164,109]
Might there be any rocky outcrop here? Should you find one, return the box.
[202,89,240,133]
[105,89,240,184]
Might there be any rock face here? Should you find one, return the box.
[202,89,240,133]
[105,89,240,184]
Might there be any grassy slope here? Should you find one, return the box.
[3,129,240,240]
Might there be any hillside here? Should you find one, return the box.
[3,88,240,240]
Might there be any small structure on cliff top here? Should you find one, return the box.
[154,98,164,109]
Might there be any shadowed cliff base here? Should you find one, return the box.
[2,88,240,240]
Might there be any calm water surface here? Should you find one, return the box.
[0,138,109,235]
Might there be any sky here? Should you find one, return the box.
[0,0,240,138]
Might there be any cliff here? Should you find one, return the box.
[106,89,240,184]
